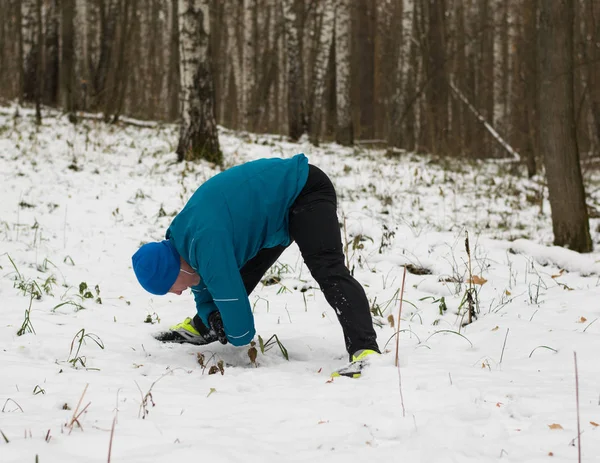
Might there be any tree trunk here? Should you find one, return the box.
[354,0,376,139]
[583,0,600,148]
[34,0,43,123]
[283,0,306,141]
[309,0,335,145]
[169,0,180,120]
[539,0,592,252]
[94,0,119,112]
[43,0,60,106]
[423,0,447,154]
[177,0,222,164]
[21,0,37,102]
[335,0,353,145]
[60,0,76,118]
[242,0,255,131]
[389,0,414,149]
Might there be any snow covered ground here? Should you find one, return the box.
[1,106,599,462]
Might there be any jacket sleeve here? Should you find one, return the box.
[191,231,255,346]
[191,280,219,323]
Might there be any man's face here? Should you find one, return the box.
[168,268,200,295]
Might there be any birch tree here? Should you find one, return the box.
[539,0,591,252]
[389,0,415,149]
[336,0,353,145]
[177,0,222,164]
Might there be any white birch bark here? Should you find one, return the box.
[390,0,414,147]
[177,0,221,163]
[493,0,508,132]
[309,0,335,144]
[335,0,353,145]
[21,0,35,65]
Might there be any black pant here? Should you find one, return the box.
[196,165,380,356]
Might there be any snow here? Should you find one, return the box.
[1,106,599,462]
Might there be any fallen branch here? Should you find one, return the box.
[449,80,520,162]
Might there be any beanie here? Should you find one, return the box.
[132,240,180,295]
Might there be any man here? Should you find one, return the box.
[132,154,379,373]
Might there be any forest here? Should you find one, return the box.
[0,0,598,251]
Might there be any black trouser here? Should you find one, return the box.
[195,165,380,356]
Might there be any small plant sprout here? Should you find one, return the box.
[258,334,289,360]
[144,312,161,324]
[78,282,102,304]
[68,329,105,368]
[196,352,226,375]
[16,295,36,336]
[463,231,479,325]
[135,370,173,419]
[248,341,258,367]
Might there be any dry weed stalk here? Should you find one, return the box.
[395,266,407,418]
[67,383,90,434]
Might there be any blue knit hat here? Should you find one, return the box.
[132,240,180,295]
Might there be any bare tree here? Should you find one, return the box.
[177,0,222,164]
[283,0,306,141]
[168,0,181,120]
[539,0,591,252]
[242,0,256,130]
[335,0,353,145]
[21,0,38,103]
[582,0,600,149]
[59,0,77,118]
[308,0,335,145]
[389,0,415,149]
[422,0,448,154]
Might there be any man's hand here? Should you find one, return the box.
[208,311,228,345]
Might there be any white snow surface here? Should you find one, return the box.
[1,107,599,462]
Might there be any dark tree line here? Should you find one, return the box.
[1,0,598,251]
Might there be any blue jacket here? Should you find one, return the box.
[166,154,310,346]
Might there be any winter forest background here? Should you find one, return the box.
[3,2,600,461]
[1,0,600,252]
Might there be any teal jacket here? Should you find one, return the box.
[166,154,309,346]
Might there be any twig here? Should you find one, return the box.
[394,266,407,367]
[135,370,172,419]
[499,328,510,365]
[574,352,581,463]
[107,415,117,463]
[67,384,88,433]
[1,398,24,413]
